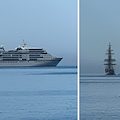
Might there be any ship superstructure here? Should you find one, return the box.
[0,42,62,67]
[104,43,116,75]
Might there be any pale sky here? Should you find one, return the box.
[0,0,77,66]
[80,0,120,74]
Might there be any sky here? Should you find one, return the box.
[80,0,120,74]
[0,0,77,66]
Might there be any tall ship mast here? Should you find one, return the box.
[104,43,116,75]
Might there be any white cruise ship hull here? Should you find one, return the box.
[0,58,62,67]
[0,42,63,67]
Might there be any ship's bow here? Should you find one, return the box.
[52,57,63,66]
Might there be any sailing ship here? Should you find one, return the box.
[104,43,116,75]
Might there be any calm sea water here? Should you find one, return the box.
[80,74,120,120]
[0,66,77,120]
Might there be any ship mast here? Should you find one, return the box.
[104,43,116,74]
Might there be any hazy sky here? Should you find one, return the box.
[0,0,77,66]
[81,0,120,74]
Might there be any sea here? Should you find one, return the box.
[0,66,77,120]
[80,74,120,120]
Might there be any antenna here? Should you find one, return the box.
[22,39,27,47]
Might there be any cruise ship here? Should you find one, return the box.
[0,42,62,67]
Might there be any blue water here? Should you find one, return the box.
[0,66,77,120]
[80,74,120,120]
